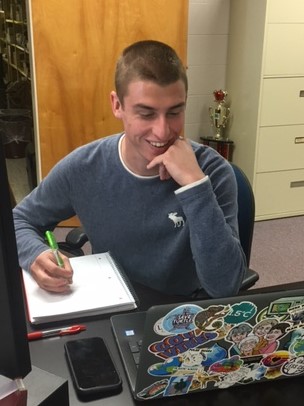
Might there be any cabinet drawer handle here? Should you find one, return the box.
[295,137,304,144]
[300,90,304,97]
[290,180,304,188]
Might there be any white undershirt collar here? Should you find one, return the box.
[118,134,208,191]
[118,134,159,179]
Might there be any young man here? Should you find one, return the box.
[13,40,246,298]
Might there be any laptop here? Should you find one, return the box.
[111,287,304,401]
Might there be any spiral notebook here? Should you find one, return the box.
[22,252,138,324]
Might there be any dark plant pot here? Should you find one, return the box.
[4,140,30,159]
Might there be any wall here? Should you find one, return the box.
[186,0,230,141]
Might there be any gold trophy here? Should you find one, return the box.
[209,90,230,140]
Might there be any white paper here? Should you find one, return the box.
[22,252,136,323]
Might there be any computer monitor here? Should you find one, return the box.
[0,140,31,379]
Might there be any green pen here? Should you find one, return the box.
[45,230,65,268]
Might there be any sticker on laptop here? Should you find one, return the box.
[155,304,202,335]
[148,343,227,377]
[136,295,304,400]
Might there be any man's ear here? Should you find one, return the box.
[110,91,123,119]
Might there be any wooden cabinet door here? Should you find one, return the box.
[28,0,188,180]
[28,0,188,226]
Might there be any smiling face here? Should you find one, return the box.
[254,323,274,337]
[265,328,284,342]
[231,331,248,344]
[111,79,186,176]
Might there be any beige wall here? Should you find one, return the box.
[186,0,230,142]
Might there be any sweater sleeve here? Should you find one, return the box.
[175,152,246,298]
[13,155,77,272]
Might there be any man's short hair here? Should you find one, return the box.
[115,40,188,104]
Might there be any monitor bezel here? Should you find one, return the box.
[0,140,31,379]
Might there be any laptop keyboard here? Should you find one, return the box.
[128,338,142,367]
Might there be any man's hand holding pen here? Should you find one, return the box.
[30,231,74,293]
[30,250,73,293]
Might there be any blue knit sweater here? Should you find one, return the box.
[13,134,246,297]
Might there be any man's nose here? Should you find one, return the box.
[153,116,170,139]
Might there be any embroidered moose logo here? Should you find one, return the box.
[168,212,185,228]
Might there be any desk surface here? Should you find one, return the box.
[29,281,304,405]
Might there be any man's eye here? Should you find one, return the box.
[139,112,155,119]
[168,111,181,117]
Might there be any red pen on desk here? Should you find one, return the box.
[27,324,86,341]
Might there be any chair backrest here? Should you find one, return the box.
[230,163,255,267]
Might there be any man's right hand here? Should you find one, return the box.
[30,250,74,293]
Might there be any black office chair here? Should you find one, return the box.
[59,163,259,291]
[230,163,259,290]
[58,226,88,258]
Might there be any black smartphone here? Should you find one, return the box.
[64,336,122,396]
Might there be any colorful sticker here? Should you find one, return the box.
[164,375,193,397]
[194,305,231,332]
[214,366,249,389]
[287,305,304,330]
[225,322,253,356]
[282,356,304,376]
[148,329,218,360]
[287,328,304,356]
[153,317,169,336]
[137,296,304,400]
[160,304,203,334]
[224,301,257,324]
[148,343,227,377]
[189,369,221,391]
[262,351,290,368]
[137,379,168,400]
[209,354,243,374]
[262,296,304,321]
